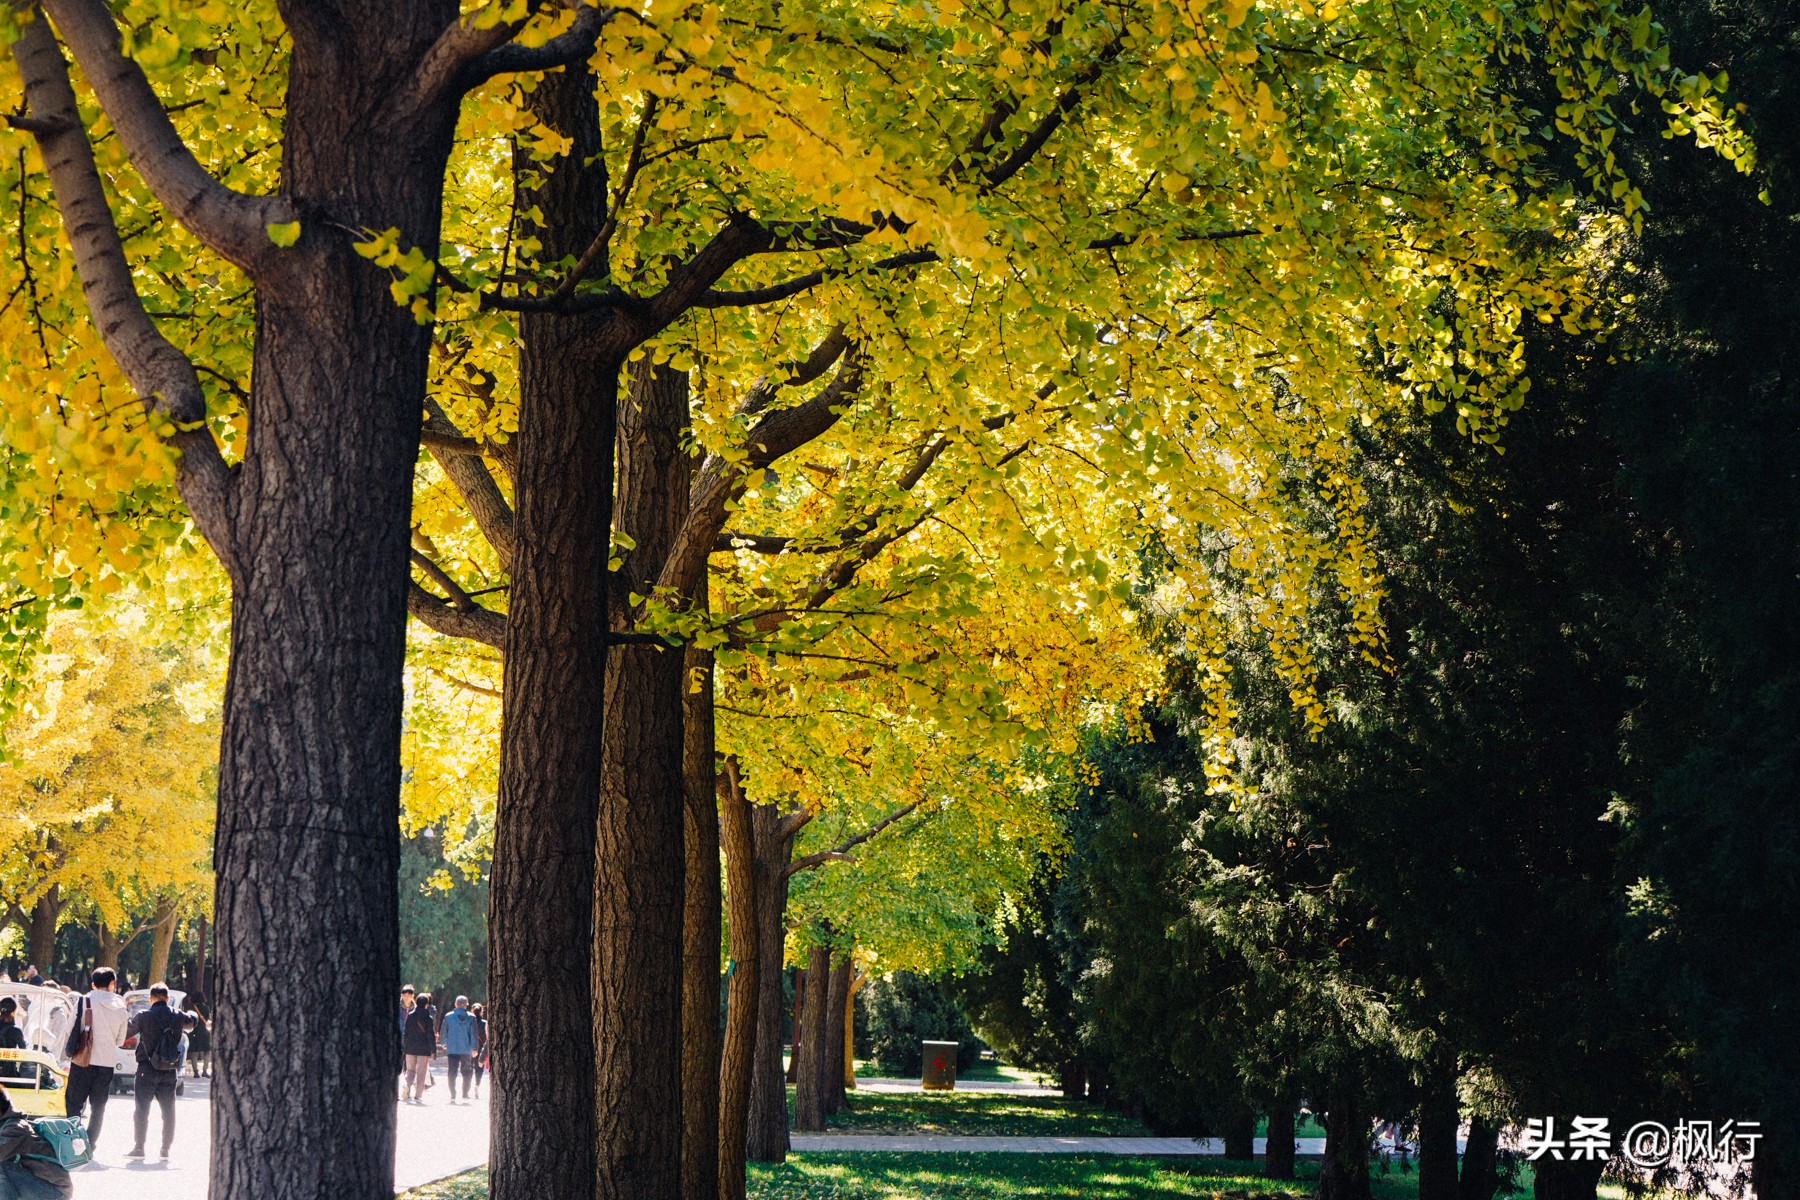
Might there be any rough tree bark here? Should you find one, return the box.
[823,954,852,1115]
[792,943,833,1131]
[844,970,865,1093]
[682,634,722,1200]
[1317,1078,1372,1200]
[593,362,692,1200]
[11,6,480,1194]
[745,804,795,1162]
[26,889,60,971]
[488,62,616,1200]
[718,762,761,1200]
[147,894,177,984]
[94,922,128,972]
[1458,1117,1500,1200]
[786,974,804,1086]
[191,916,209,998]
[1266,1099,1299,1180]
[1417,1058,1461,1200]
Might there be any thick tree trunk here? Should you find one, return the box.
[1532,1155,1604,1200]
[673,486,720,1200]
[27,888,59,971]
[1266,1099,1298,1180]
[792,943,833,1131]
[95,923,126,972]
[786,974,803,1085]
[1223,1102,1258,1160]
[843,971,865,1093]
[1317,1078,1372,1200]
[745,805,793,1163]
[489,65,616,1200]
[718,763,760,1200]
[1418,1059,1461,1200]
[595,362,691,1200]
[823,954,852,1115]
[147,895,177,985]
[15,10,460,1200]
[1458,1117,1500,1200]
[210,53,457,1200]
[192,916,209,998]
[1060,1060,1087,1101]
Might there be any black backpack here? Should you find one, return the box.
[149,1022,185,1072]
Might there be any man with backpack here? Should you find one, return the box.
[62,967,130,1152]
[124,984,184,1161]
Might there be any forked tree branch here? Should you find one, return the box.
[457,4,620,95]
[786,797,928,877]
[659,342,865,597]
[40,0,294,273]
[8,11,240,578]
[406,581,506,648]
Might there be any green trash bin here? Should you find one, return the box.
[921,1040,958,1091]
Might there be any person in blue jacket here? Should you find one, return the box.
[440,996,480,1103]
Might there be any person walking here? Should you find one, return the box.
[181,994,212,1078]
[401,992,438,1103]
[63,967,130,1152]
[440,996,479,1102]
[125,983,184,1160]
[469,1003,489,1100]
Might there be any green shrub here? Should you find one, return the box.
[859,972,984,1076]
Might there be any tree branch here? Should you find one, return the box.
[40,0,294,273]
[406,581,506,649]
[9,12,240,578]
[694,249,941,309]
[410,548,478,610]
[422,399,516,571]
[660,343,865,597]
[457,4,620,95]
[982,38,1124,190]
[785,798,927,877]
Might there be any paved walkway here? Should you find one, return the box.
[70,1070,489,1199]
[792,1134,1332,1154]
[853,1076,1061,1096]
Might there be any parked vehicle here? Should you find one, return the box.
[0,984,78,1116]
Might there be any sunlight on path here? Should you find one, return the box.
[66,1071,489,1200]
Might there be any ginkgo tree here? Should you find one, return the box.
[0,605,218,972]
[401,0,1749,1192]
[1,0,1754,1197]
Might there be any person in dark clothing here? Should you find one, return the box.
[180,994,211,1078]
[400,994,439,1103]
[125,983,183,1160]
[469,1003,488,1099]
[0,1089,71,1199]
[0,999,24,1077]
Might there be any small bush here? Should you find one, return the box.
[859,972,985,1076]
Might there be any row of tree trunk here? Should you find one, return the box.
[16,893,207,990]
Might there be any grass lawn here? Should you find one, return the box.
[847,1058,1053,1087]
[1256,1114,1331,1140]
[756,1155,1425,1200]
[403,1158,1421,1200]
[806,1089,1153,1137]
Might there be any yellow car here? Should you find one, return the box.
[0,983,79,1117]
[0,1047,67,1117]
